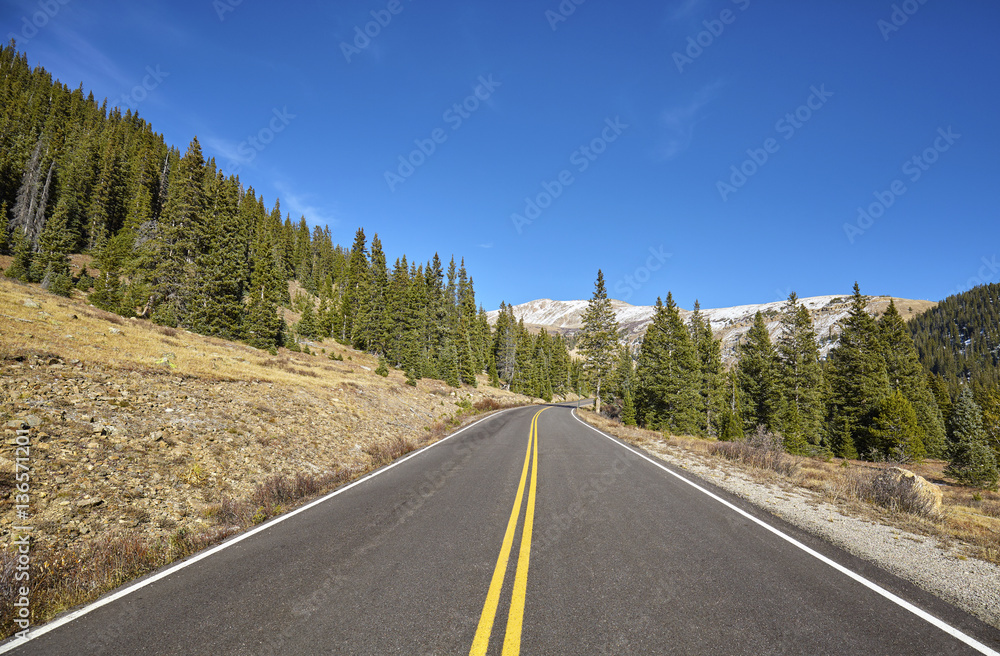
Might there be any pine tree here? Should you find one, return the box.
[776,294,823,451]
[980,388,1000,457]
[0,201,8,253]
[946,388,999,489]
[578,270,619,414]
[690,301,723,437]
[635,294,700,435]
[718,369,744,441]
[5,227,32,281]
[879,300,947,458]
[458,318,478,387]
[488,357,500,388]
[32,201,74,295]
[826,283,890,458]
[494,302,517,388]
[443,341,460,388]
[622,388,637,426]
[149,137,208,323]
[243,203,285,350]
[359,234,388,354]
[89,230,131,313]
[927,373,953,426]
[867,389,925,462]
[340,228,368,343]
[296,301,320,340]
[185,175,247,340]
[737,312,779,434]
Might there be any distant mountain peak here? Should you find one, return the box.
[489,295,936,364]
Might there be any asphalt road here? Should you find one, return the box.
[5,404,1000,655]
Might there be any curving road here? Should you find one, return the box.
[4,404,1000,655]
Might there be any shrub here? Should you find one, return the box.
[707,425,799,476]
[852,469,942,517]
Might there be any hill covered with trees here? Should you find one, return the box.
[908,282,1000,396]
[0,42,575,399]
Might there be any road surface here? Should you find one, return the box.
[4,404,999,654]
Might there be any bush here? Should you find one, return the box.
[375,358,389,377]
[707,425,798,476]
[855,469,941,516]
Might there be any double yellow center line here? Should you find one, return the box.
[469,408,545,656]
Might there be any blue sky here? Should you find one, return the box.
[5,0,999,311]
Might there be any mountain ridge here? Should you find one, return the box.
[489,295,938,363]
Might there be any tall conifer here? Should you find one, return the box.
[578,270,619,414]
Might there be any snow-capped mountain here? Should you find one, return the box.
[488,295,936,364]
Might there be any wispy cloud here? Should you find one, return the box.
[668,0,710,21]
[274,181,339,228]
[478,242,494,249]
[202,135,245,167]
[658,79,725,160]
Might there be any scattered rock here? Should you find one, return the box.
[23,299,40,308]
[25,415,41,428]
[76,498,104,508]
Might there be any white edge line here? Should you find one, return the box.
[0,407,520,653]
[570,410,1000,656]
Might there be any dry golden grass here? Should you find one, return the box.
[578,410,1000,565]
[0,277,407,397]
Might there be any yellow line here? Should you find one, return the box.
[502,409,541,655]
[468,410,538,655]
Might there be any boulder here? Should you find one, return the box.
[870,467,942,515]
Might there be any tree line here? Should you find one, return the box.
[578,272,997,488]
